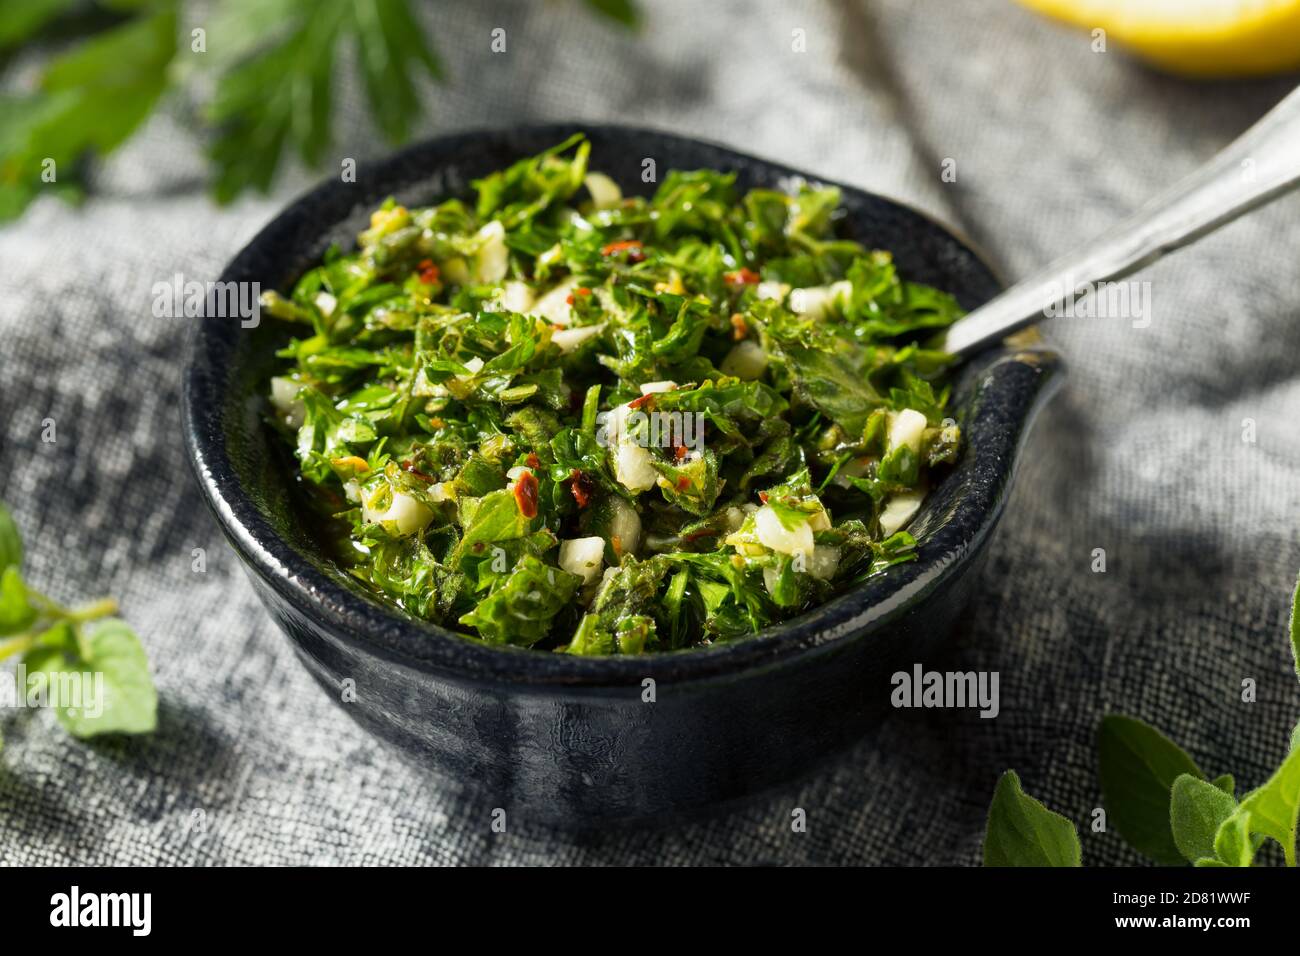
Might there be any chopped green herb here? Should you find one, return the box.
[263,136,966,653]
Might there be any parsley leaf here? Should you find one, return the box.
[0,5,176,219]
[0,0,638,218]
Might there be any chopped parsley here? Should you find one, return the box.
[262,134,965,654]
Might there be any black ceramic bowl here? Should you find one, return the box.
[182,125,1061,826]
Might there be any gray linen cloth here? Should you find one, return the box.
[2,0,1298,866]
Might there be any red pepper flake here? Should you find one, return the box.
[673,444,688,462]
[758,491,769,503]
[401,460,435,482]
[417,259,440,284]
[676,476,691,492]
[601,239,646,263]
[569,469,593,509]
[730,312,748,341]
[724,267,760,286]
[627,393,654,410]
[565,286,592,305]
[611,535,623,560]
[526,452,540,469]
[513,470,539,519]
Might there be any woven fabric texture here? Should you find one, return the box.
[1,0,1298,866]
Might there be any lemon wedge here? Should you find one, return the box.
[1018,0,1300,76]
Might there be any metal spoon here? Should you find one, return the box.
[942,85,1300,357]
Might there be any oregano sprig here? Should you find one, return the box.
[983,570,1300,867]
[0,502,156,749]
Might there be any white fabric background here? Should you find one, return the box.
[1,0,1298,865]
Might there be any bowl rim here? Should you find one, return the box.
[181,121,1059,689]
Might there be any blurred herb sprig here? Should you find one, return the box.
[0,0,639,219]
[0,502,157,749]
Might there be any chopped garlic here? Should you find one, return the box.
[314,291,337,318]
[889,409,928,455]
[762,565,782,597]
[363,490,432,536]
[879,490,924,537]
[723,507,746,531]
[471,221,508,283]
[639,380,677,395]
[608,403,659,493]
[607,496,642,555]
[809,545,841,580]
[584,172,622,210]
[789,280,851,319]
[532,277,579,326]
[720,340,768,380]
[269,376,306,429]
[427,482,455,503]
[495,280,534,314]
[551,323,604,353]
[614,437,658,492]
[753,504,814,557]
[559,537,605,585]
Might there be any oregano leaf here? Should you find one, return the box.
[1098,714,1206,865]
[1207,809,1256,868]
[1170,774,1237,864]
[1236,745,1300,867]
[983,771,1082,867]
[22,618,157,738]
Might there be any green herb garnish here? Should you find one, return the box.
[0,0,639,218]
[984,572,1300,867]
[263,135,966,653]
[0,502,156,747]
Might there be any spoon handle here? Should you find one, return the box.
[942,85,1300,357]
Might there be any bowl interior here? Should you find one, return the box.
[184,123,1049,687]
